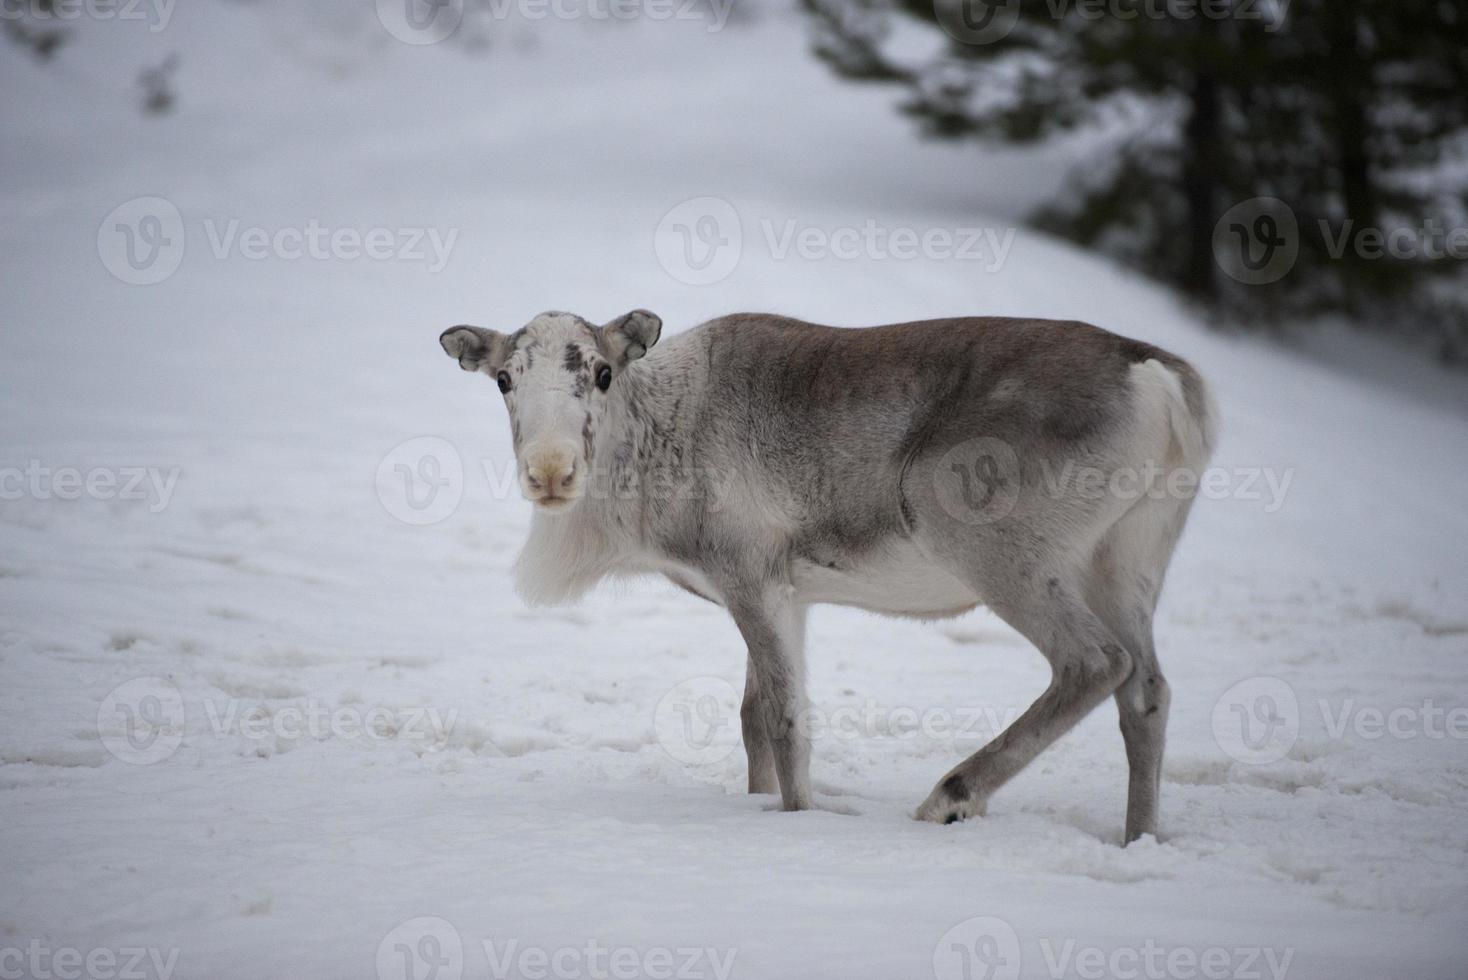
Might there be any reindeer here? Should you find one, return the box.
[439,310,1216,843]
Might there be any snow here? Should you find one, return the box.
[2,2,1467,979]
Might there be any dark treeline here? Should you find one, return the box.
[804,0,1468,361]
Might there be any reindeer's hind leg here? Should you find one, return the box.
[1088,567,1169,843]
[915,565,1133,826]
[1112,635,1169,844]
[1086,496,1194,843]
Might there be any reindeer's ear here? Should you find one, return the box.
[440,325,510,374]
[600,310,662,365]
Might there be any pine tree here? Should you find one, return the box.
[803,0,1468,359]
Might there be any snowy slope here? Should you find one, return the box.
[1,2,1467,979]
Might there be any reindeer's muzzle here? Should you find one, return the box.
[521,440,583,512]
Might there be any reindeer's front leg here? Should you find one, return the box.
[741,652,779,795]
[728,588,811,811]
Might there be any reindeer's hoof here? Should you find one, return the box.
[914,779,987,825]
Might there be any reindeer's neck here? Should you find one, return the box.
[512,341,699,605]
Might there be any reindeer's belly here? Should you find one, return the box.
[792,540,980,618]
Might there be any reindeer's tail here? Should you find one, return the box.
[1137,353,1219,475]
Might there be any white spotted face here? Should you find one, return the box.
[439,309,662,514]
[496,313,610,512]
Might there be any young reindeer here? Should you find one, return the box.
[439,310,1216,843]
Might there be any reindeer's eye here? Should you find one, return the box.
[496,372,512,394]
[596,365,612,392]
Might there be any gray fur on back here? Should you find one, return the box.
[565,314,1203,593]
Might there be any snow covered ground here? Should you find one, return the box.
[2,2,1467,978]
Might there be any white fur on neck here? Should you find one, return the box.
[510,339,699,606]
[512,366,648,606]
[513,504,619,606]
